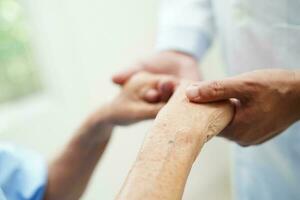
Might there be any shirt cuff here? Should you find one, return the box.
[156,27,212,61]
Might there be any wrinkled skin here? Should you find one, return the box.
[116,81,233,200]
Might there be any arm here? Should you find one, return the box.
[44,107,114,200]
[44,73,177,200]
[117,82,233,200]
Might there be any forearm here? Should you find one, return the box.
[116,121,206,200]
[117,83,233,200]
[44,106,114,200]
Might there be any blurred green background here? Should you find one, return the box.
[0,0,41,104]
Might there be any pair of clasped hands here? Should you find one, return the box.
[109,69,233,139]
[111,51,300,146]
[44,51,300,200]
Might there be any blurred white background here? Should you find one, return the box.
[0,0,232,199]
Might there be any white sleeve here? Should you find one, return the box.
[156,0,215,60]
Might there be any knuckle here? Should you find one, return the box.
[129,73,144,83]
[209,81,225,96]
[242,79,262,94]
[130,72,151,83]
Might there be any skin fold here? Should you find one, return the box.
[116,82,233,200]
[44,72,177,200]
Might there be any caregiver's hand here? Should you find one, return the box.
[105,72,178,126]
[186,69,300,146]
[112,51,200,102]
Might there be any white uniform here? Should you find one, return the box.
[156,0,300,199]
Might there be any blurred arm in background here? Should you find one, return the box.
[0,73,177,200]
[44,72,177,200]
[112,0,216,100]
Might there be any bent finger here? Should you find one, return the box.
[112,66,142,85]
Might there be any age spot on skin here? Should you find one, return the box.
[168,140,175,144]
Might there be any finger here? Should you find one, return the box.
[144,89,160,103]
[186,78,251,103]
[157,78,178,102]
[218,99,260,147]
[218,98,241,140]
[112,66,142,85]
[139,103,165,120]
[135,74,178,103]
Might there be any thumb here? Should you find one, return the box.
[112,66,142,85]
[186,78,251,103]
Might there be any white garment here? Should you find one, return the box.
[156,0,300,200]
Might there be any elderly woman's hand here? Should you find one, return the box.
[116,81,233,200]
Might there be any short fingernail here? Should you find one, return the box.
[186,86,200,99]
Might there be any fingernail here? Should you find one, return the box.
[186,86,200,99]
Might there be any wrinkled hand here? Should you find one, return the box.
[112,51,201,102]
[116,82,233,200]
[108,72,178,126]
[186,69,300,146]
[156,81,233,143]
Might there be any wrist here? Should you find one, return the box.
[77,104,115,142]
[89,104,115,125]
[150,117,206,164]
[162,50,198,65]
[153,114,207,143]
[166,50,196,59]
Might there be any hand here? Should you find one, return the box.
[186,69,300,146]
[155,81,233,143]
[112,51,201,102]
[116,82,233,200]
[106,72,178,126]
